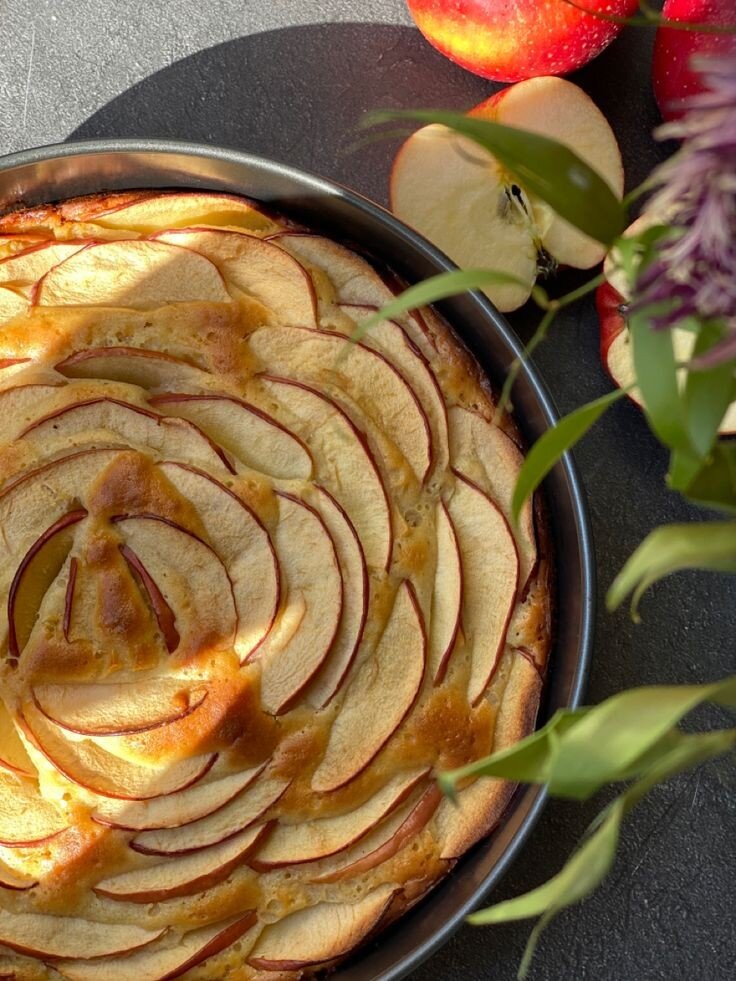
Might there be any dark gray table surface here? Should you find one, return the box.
[1,2,733,979]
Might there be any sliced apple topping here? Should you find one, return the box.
[251,493,342,715]
[0,771,68,846]
[0,700,34,777]
[446,474,519,704]
[154,229,317,326]
[151,394,312,480]
[428,501,463,684]
[0,241,90,286]
[0,914,165,961]
[132,773,289,856]
[247,885,396,970]
[252,769,426,870]
[35,240,232,308]
[259,376,392,571]
[312,581,426,793]
[249,325,431,483]
[56,346,211,391]
[94,823,267,902]
[19,703,216,801]
[0,286,28,323]
[80,191,279,234]
[0,857,37,892]
[56,912,259,981]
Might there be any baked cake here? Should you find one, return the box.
[0,190,551,979]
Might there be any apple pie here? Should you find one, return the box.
[0,190,551,979]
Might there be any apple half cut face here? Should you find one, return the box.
[0,189,551,978]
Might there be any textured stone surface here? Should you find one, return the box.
[1,2,733,979]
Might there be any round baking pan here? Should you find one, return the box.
[0,140,595,980]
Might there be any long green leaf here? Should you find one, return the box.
[512,388,627,523]
[607,522,736,616]
[683,321,734,458]
[368,109,626,245]
[629,307,690,451]
[684,443,736,513]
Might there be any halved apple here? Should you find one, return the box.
[248,326,431,483]
[56,912,259,981]
[153,228,317,327]
[150,393,312,480]
[94,822,267,902]
[0,771,68,846]
[428,501,463,684]
[34,240,231,308]
[131,773,289,855]
[56,346,211,392]
[93,764,266,831]
[390,76,623,312]
[0,914,165,961]
[311,581,426,793]
[259,375,392,571]
[158,462,279,663]
[33,679,207,737]
[447,474,519,704]
[19,703,216,801]
[247,885,396,971]
[0,241,90,285]
[251,493,342,716]
[19,397,234,473]
[251,769,426,870]
[448,406,537,588]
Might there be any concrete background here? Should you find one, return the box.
[1,1,733,978]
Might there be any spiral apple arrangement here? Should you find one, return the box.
[0,192,550,979]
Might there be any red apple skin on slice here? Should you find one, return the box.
[153,228,318,327]
[250,493,343,716]
[0,241,90,285]
[428,501,462,685]
[0,857,37,892]
[0,770,68,847]
[0,914,166,961]
[447,473,519,705]
[247,885,396,971]
[34,240,231,308]
[56,912,259,981]
[157,462,279,663]
[56,346,212,391]
[94,822,268,903]
[150,393,312,480]
[259,375,393,572]
[119,543,180,653]
[311,581,426,794]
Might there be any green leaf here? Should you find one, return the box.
[607,522,736,617]
[511,388,627,523]
[683,443,736,513]
[629,307,690,451]
[366,109,626,245]
[683,320,733,458]
[349,268,532,343]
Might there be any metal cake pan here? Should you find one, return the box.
[0,139,595,980]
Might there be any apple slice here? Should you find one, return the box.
[428,501,463,684]
[94,822,267,902]
[247,885,396,971]
[118,543,180,653]
[0,383,65,443]
[19,703,216,801]
[0,857,37,892]
[259,376,392,571]
[0,914,165,961]
[0,286,27,323]
[7,508,86,659]
[447,474,519,704]
[19,397,234,473]
[0,241,90,285]
[35,240,231,308]
[56,346,211,391]
[132,773,289,855]
[75,191,279,234]
[113,514,237,659]
[158,462,279,662]
[251,493,342,716]
[305,487,368,708]
[56,912,259,981]
[153,229,317,327]
[391,76,623,312]
[33,679,207,737]
[0,700,34,777]
[0,771,68,846]
[248,325,431,483]
[150,394,312,480]
[0,234,46,258]
[251,769,426,870]
[94,764,265,831]
[311,581,426,793]
[312,784,442,883]
[448,406,537,588]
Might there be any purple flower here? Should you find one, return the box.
[631,54,736,365]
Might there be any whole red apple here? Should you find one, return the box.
[653,0,736,121]
[406,0,639,82]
